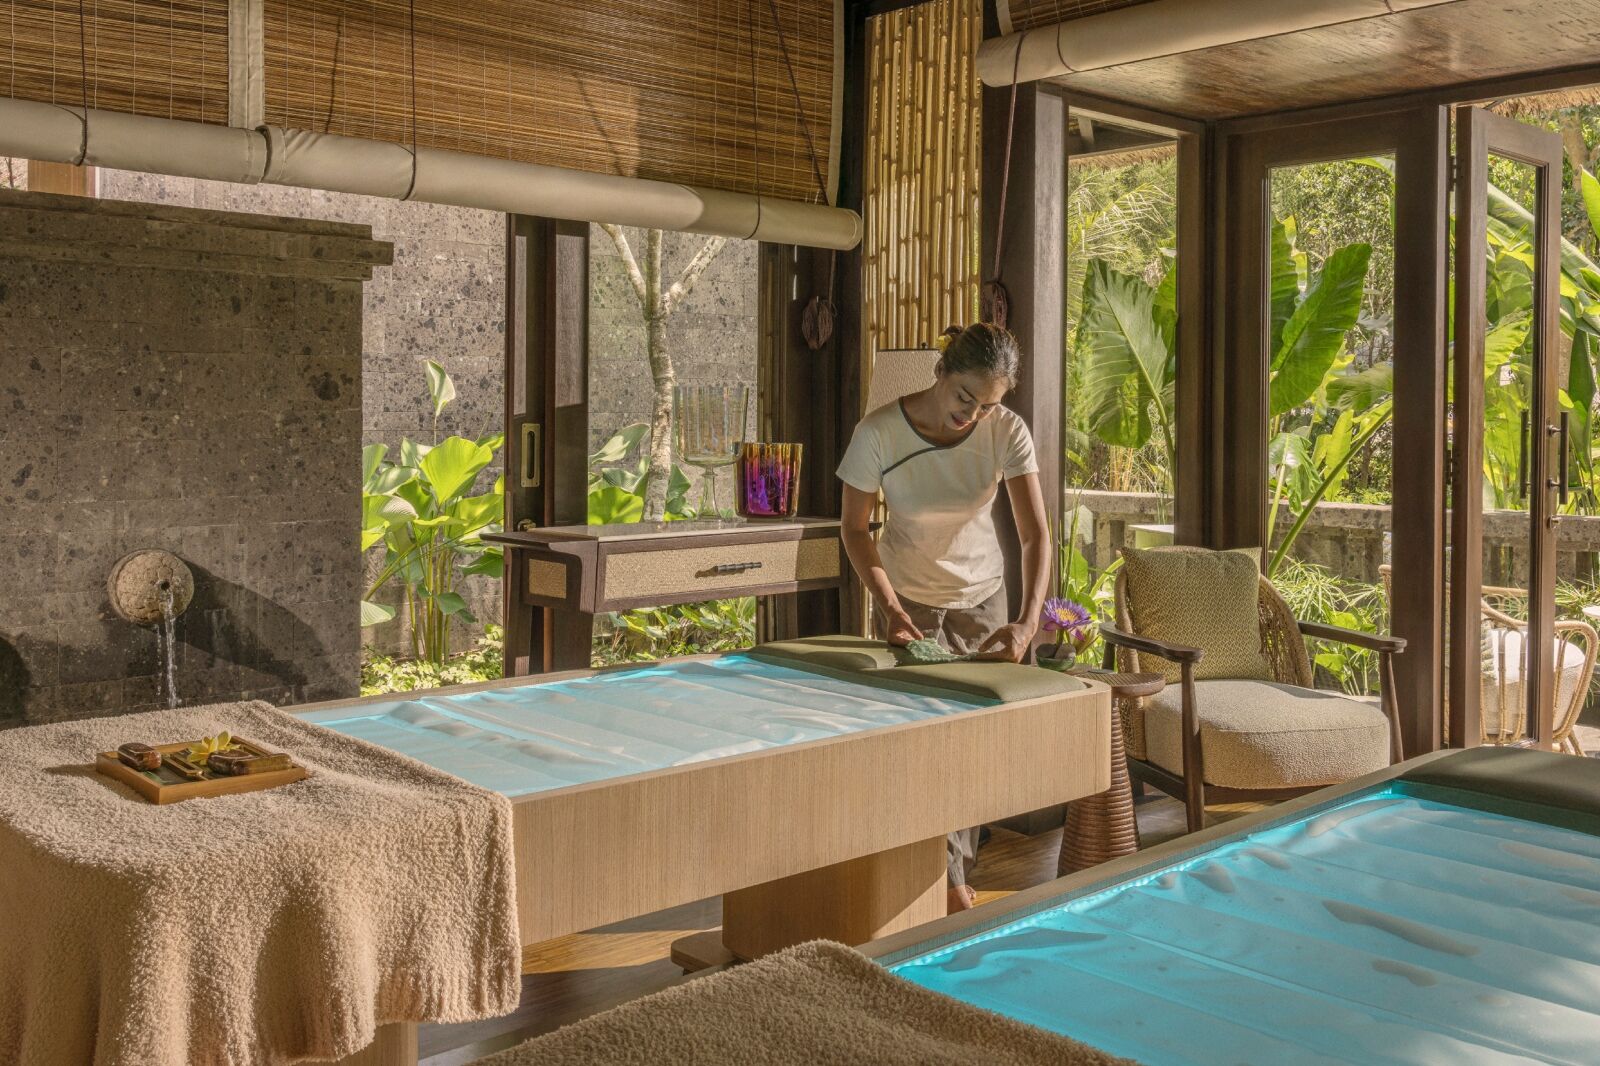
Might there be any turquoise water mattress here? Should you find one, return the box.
[890,786,1600,1065]
[300,653,988,797]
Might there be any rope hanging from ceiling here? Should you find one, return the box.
[981,36,1025,330]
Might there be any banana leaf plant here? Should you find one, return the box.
[586,422,695,524]
[1071,258,1178,493]
[361,362,505,664]
[1075,219,1375,576]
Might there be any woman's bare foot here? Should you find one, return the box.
[947,884,977,913]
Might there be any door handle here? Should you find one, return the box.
[1518,411,1530,500]
[520,422,542,489]
[1556,412,1570,507]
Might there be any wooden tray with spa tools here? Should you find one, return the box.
[95,737,309,804]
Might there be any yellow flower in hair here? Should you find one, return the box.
[933,333,954,353]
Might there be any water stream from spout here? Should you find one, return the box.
[158,585,180,709]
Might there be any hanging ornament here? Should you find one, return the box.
[801,251,838,350]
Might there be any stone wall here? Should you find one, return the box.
[587,226,758,458]
[0,190,391,728]
[94,172,507,650]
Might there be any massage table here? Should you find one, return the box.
[295,636,1109,968]
[864,746,1600,1064]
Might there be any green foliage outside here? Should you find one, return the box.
[585,423,756,665]
[361,362,505,666]
[362,625,504,695]
[1064,104,1600,697]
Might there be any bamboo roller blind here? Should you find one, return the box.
[2,0,230,124]
[1,0,836,203]
[262,0,837,203]
[1000,0,1161,33]
[862,0,981,363]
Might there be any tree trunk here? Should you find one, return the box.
[642,230,675,521]
[597,224,730,523]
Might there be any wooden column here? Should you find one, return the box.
[1214,108,1448,755]
[504,217,590,675]
[760,244,846,640]
[982,83,1065,614]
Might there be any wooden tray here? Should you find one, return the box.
[95,738,309,805]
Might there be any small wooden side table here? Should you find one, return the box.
[1057,668,1164,875]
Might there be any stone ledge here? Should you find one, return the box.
[0,188,394,280]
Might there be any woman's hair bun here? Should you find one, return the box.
[936,322,1021,389]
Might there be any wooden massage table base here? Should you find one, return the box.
[671,836,948,971]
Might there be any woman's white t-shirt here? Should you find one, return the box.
[836,399,1039,609]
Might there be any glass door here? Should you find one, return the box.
[1449,107,1565,750]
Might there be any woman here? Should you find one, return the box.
[836,322,1052,912]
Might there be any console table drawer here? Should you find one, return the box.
[603,537,841,603]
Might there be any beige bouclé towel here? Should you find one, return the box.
[0,701,521,1066]
[474,940,1136,1066]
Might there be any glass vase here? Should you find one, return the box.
[673,384,750,520]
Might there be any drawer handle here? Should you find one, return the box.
[707,561,764,576]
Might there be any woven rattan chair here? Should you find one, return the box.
[1103,546,1405,832]
[1378,565,1596,754]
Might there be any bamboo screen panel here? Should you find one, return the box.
[1,0,229,124]
[1000,0,1161,33]
[263,0,837,203]
[862,0,981,362]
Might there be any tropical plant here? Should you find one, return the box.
[1270,559,1386,695]
[586,422,695,523]
[1072,259,1179,495]
[592,598,756,666]
[361,362,505,664]
[1073,217,1376,574]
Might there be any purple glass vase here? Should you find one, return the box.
[735,443,804,518]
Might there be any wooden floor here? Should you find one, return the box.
[418,792,1248,1065]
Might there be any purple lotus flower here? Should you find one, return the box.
[1041,597,1094,650]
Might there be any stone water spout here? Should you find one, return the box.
[108,550,194,708]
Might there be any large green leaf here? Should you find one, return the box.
[461,548,505,579]
[1268,219,1301,357]
[360,600,397,627]
[1325,361,1393,412]
[362,443,389,487]
[589,423,650,465]
[1581,169,1600,250]
[1074,260,1174,453]
[420,436,495,505]
[399,438,433,469]
[367,464,418,495]
[1567,331,1596,504]
[1270,242,1371,417]
[361,493,418,551]
[588,485,645,525]
[432,591,475,622]
[1484,311,1531,380]
[425,360,456,419]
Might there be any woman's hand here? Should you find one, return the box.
[978,622,1036,663]
[881,604,924,647]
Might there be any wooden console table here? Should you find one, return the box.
[485,517,848,675]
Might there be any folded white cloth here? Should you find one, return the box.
[0,701,521,1066]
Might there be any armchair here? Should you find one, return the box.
[1102,546,1404,832]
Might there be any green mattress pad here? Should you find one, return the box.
[748,635,1087,704]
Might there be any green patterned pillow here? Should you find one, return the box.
[1121,547,1272,683]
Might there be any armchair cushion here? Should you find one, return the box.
[1142,680,1391,790]
[1121,547,1273,684]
